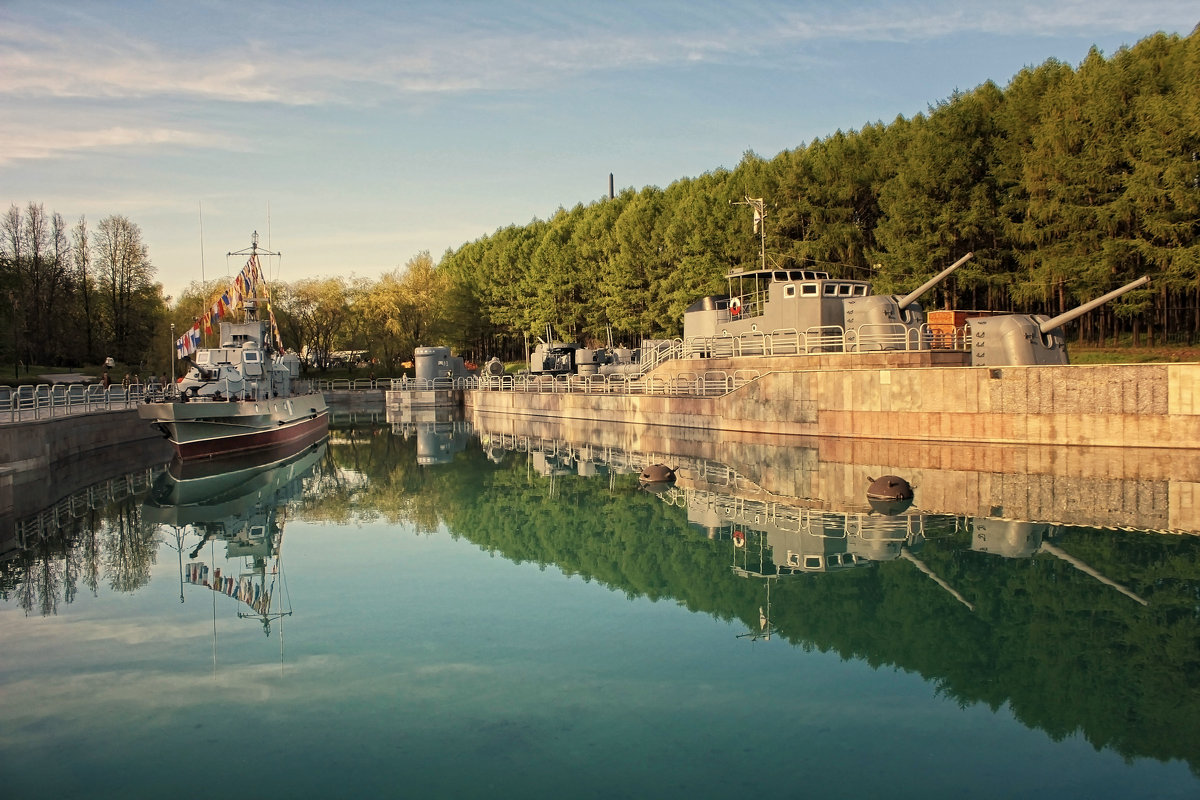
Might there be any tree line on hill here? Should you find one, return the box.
[2,28,1196,374]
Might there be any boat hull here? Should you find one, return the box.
[138,394,330,460]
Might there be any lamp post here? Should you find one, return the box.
[8,291,17,380]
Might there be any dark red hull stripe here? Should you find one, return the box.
[175,412,330,460]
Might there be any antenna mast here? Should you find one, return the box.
[731,197,767,271]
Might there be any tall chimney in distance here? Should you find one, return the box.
[609,173,614,200]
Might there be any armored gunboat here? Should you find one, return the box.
[682,251,1149,367]
[139,234,329,459]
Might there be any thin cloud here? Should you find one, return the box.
[0,0,1194,168]
[2,1,1195,106]
[0,123,242,165]
[769,0,1198,43]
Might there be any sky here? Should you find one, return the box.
[1,0,1197,300]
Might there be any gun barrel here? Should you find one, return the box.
[897,252,973,310]
[1038,276,1150,335]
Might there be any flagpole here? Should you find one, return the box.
[170,323,176,385]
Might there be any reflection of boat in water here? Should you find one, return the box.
[138,233,329,459]
[144,436,327,634]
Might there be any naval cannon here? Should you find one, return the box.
[843,252,973,351]
[969,276,1150,367]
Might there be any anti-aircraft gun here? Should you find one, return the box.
[969,276,1149,367]
[843,252,973,351]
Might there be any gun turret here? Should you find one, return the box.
[844,252,972,351]
[897,252,973,311]
[970,276,1150,367]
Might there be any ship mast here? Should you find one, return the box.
[731,197,768,271]
[226,231,281,323]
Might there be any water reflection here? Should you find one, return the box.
[462,413,1200,773]
[3,414,1199,793]
[143,441,327,634]
[0,446,168,616]
[391,405,470,465]
[0,438,327,624]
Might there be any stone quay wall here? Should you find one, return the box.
[0,409,169,520]
[466,360,1200,450]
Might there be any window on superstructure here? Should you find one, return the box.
[802,284,818,296]
[824,284,838,296]
[784,284,796,298]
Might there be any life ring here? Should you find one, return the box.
[733,530,746,547]
[729,298,742,317]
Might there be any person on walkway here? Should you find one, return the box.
[101,371,111,389]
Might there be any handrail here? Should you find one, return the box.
[0,380,151,422]
[0,376,348,423]
[311,376,481,392]
[363,322,978,403]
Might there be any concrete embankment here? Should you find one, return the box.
[466,359,1200,450]
[0,410,172,522]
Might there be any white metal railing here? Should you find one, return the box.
[684,323,971,360]
[314,378,385,391]
[313,376,480,392]
[847,323,926,353]
[476,370,755,398]
[0,381,151,422]
[0,377,337,423]
[472,321,973,399]
[635,338,685,373]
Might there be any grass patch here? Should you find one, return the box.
[1069,345,1200,364]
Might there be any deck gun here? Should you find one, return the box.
[844,252,973,351]
[969,275,1150,366]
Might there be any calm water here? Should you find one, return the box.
[3,417,1199,799]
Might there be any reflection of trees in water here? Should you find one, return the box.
[101,502,157,593]
[2,496,157,616]
[303,424,446,533]
[79,507,103,598]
